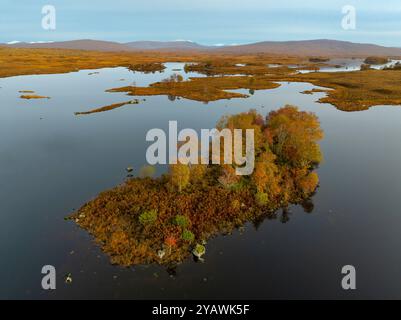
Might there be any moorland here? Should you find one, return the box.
[3,45,401,112]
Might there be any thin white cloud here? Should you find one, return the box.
[29,41,54,44]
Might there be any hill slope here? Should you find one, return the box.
[4,39,401,57]
[6,39,131,51]
[124,40,209,50]
[217,39,401,57]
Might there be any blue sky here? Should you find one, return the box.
[2,0,401,46]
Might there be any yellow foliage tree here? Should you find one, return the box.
[252,151,281,200]
[190,164,207,184]
[169,164,191,192]
[266,105,324,167]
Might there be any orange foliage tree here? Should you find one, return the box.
[265,105,324,167]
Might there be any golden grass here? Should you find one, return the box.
[107,75,281,102]
[287,69,401,111]
[3,47,401,111]
[105,66,401,110]
[184,61,307,76]
[0,47,306,78]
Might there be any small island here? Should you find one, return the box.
[19,90,50,99]
[364,56,390,65]
[20,94,50,100]
[129,62,166,74]
[71,105,324,267]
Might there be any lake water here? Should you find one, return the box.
[1,63,401,299]
[299,58,401,73]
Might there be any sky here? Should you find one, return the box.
[2,0,401,46]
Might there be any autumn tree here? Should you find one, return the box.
[218,165,240,188]
[216,109,266,172]
[251,151,281,199]
[265,105,323,167]
[295,169,319,196]
[169,163,190,192]
[217,109,265,153]
[190,164,207,184]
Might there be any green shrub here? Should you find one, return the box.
[174,215,190,228]
[256,192,269,206]
[229,179,247,191]
[182,229,195,243]
[139,209,158,225]
[192,244,206,258]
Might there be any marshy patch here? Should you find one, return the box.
[107,75,281,102]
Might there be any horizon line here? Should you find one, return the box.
[2,38,401,48]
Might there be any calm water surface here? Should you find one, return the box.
[299,58,401,73]
[0,63,400,299]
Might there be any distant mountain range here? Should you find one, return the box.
[3,39,130,52]
[3,39,401,57]
[124,40,208,50]
[2,39,211,52]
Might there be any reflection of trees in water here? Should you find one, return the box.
[250,193,317,229]
[166,266,177,277]
[301,197,315,214]
[162,193,319,276]
[280,208,291,224]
